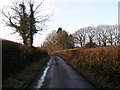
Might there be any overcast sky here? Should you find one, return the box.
[0,0,118,46]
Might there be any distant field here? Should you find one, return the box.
[53,46,120,88]
[2,40,50,88]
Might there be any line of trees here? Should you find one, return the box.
[2,0,50,47]
[73,25,119,47]
[43,25,119,52]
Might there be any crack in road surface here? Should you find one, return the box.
[33,56,94,88]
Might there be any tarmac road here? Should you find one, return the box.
[33,56,94,88]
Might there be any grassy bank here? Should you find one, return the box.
[2,57,49,88]
[53,46,120,88]
[2,39,50,88]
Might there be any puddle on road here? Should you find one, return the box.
[35,59,51,88]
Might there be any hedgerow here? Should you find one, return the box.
[53,46,120,88]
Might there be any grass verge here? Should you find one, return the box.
[2,56,50,88]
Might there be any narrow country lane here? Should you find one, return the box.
[32,56,94,88]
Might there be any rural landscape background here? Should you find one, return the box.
[0,0,119,89]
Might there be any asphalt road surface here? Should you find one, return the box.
[32,56,94,88]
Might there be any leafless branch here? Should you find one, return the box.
[34,0,44,12]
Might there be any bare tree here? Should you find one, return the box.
[43,30,58,52]
[97,25,116,46]
[73,25,118,48]
[108,25,118,45]
[73,28,86,48]
[95,25,118,46]
[2,0,50,47]
[87,26,95,43]
[95,30,102,46]
[115,25,119,45]
[107,25,115,45]
[94,26,102,46]
[101,29,108,46]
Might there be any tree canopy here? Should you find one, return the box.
[43,28,74,52]
[2,0,50,47]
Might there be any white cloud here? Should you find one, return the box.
[54,8,61,13]
[70,8,86,15]
[39,0,61,15]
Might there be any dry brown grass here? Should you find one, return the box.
[53,46,120,88]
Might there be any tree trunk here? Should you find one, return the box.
[98,40,101,46]
[23,37,27,45]
[103,41,106,46]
